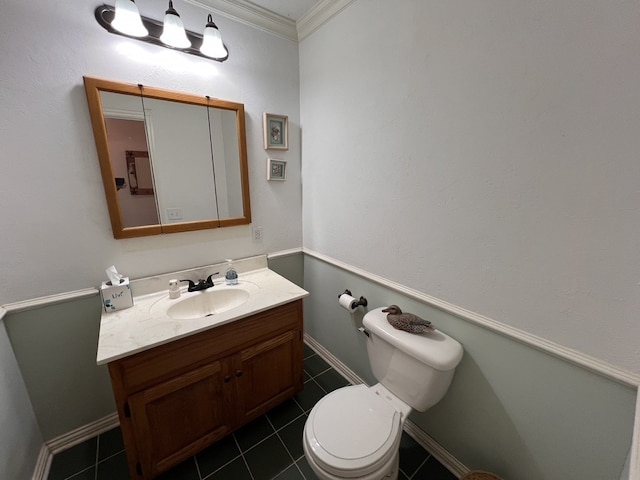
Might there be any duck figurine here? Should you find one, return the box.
[381,305,435,334]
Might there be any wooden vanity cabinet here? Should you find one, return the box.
[107,300,304,480]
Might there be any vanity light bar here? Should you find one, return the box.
[95,4,229,62]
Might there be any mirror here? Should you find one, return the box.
[83,77,251,238]
[126,151,154,196]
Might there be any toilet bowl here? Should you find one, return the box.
[302,307,463,480]
[303,384,407,479]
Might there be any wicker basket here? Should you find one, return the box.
[461,471,503,480]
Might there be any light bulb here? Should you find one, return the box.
[111,0,148,37]
[200,14,228,59]
[160,1,191,49]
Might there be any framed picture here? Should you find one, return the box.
[263,113,288,150]
[267,158,287,181]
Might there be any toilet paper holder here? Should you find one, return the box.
[338,289,368,309]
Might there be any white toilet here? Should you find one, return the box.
[303,307,464,480]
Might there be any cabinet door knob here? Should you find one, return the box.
[224,375,231,383]
[235,370,243,377]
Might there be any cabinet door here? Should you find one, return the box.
[128,361,233,478]
[234,329,303,423]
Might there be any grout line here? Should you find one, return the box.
[95,449,126,465]
[305,372,329,395]
[62,465,95,480]
[200,454,243,480]
[93,435,100,480]
[273,412,307,434]
[239,430,278,455]
[265,415,307,480]
[192,455,203,480]
[232,433,255,480]
[307,366,332,380]
[308,375,329,395]
[291,394,308,414]
[407,455,430,480]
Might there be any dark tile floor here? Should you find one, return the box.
[47,344,456,480]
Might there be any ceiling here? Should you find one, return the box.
[245,0,321,21]
[193,0,343,41]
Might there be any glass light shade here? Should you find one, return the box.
[200,16,227,59]
[160,2,191,49]
[111,0,148,37]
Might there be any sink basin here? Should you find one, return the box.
[167,287,250,320]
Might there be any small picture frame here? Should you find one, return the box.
[267,158,287,181]
[263,113,288,150]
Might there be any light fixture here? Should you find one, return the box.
[95,4,229,62]
[160,1,191,49]
[111,0,148,37]
[200,14,228,59]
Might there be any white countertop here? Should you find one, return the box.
[96,261,308,365]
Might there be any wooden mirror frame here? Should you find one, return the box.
[84,76,251,239]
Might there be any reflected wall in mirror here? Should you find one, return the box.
[83,77,251,239]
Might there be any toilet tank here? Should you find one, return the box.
[363,307,463,411]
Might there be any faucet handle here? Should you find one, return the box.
[205,272,220,286]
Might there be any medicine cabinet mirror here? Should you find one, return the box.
[84,76,251,239]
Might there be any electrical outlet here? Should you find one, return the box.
[166,208,182,221]
[253,226,263,241]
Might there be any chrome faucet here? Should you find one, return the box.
[180,272,219,292]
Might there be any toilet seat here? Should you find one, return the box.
[305,385,402,478]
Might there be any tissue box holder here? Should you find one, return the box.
[101,278,133,312]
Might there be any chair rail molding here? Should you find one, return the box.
[302,248,640,388]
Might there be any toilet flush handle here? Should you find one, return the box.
[358,327,370,338]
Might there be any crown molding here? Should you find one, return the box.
[296,0,356,41]
[185,0,298,42]
[186,0,355,42]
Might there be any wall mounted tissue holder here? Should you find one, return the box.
[338,289,368,312]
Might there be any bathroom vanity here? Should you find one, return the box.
[96,256,308,479]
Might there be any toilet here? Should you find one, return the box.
[303,307,464,480]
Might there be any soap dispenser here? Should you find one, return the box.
[225,259,238,285]
[169,279,181,299]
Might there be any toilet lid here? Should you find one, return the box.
[306,385,402,477]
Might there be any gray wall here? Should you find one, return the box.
[2,254,302,444]
[2,251,635,479]
[0,320,41,480]
[3,296,114,441]
[303,254,635,480]
[268,252,305,288]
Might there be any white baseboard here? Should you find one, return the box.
[631,386,640,480]
[30,447,51,480]
[32,413,120,480]
[303,333,469,478]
